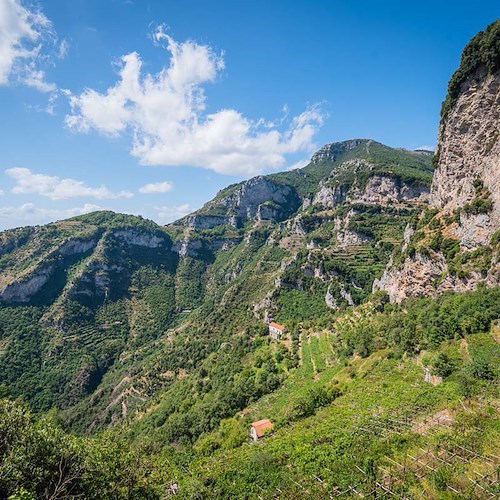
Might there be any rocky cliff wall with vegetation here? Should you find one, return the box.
[374,20,500,302]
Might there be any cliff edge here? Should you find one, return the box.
[375,20,500,301]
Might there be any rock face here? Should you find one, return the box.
[205,176,301,225]
[312,166,429,209]
[0,266,54,303]
[352,175,429,205]
[373,253,488,303]
[187,215,231,230]
[432,67,500,242]
[375,23,500,302]
[0,236,99,303]
[0,220,176,305]
[313,184,348,207]
[171,236,241,258]
[113,229,165,248]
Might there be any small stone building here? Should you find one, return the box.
[250,419,274,441]
[268,322,285,340]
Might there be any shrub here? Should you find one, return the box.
[441,20,500,119]
[432,353,456,377]
[286,386,335,421]
[468,359,495,380]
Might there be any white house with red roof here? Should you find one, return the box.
[268,321,285,340]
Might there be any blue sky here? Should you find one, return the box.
[0,0,498,230]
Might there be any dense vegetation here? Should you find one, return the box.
[0,141,434,434]
[1,287,498,499]
[441,19,500,118]
[0,399,166,499]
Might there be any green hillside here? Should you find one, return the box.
[1,288,498,499]
[0,140,433,434]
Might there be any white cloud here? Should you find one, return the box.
[0,0,61,91]
[414,145,435,152]
[139,181,173,194]
[66,27,324,176]
[286,158,310,171]
[6,167,134,200]
[58,38,69,59]
[155,203,191,224]
[0,202,100,227]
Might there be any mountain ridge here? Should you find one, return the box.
[0,138,433,432]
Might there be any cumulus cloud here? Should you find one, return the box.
[6,167,133,200]
[156,203,191,224]
[286,158,310,171]
[139,181,173,194]
[0,0,63,91]
[414,145,435,152]
[0,202,100,228]
[66,28,324,176]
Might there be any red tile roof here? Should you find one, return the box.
[269,322,285,331]
[251,418,274,437]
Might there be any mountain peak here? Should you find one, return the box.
[310,138,375,164]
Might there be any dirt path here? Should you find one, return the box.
[412,408,454,435]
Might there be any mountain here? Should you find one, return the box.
[0,140,433,431]
[375,20,500,301]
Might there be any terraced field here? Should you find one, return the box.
[299,330,337,378]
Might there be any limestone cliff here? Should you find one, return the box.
[375,21,500,302]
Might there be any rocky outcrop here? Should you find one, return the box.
[0,265,53,303]
[0,225,173,304]
[253,290,276,323]
[205,176,301,224]
[187,215,232,230]
[66,260,124,302]
[456,212,497,249]
[59,238,98,256]
[313,168,429,209]
[313,184,348,207]
[336,229,370,247]
[373,252,492,303]
[113,229,165,248]
[333,210,370,247]
[257,203,281,221]
[325,288,337,309]
[0,235,99,303]
[431,68,499,223]
[311,139,369,164]
[351,175,429,205]
[285,215,306,237]
[172,236,241,258]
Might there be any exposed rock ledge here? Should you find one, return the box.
[312,173,429,208]
[373,252,496,303]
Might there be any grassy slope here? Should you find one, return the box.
[164,324,499,499]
